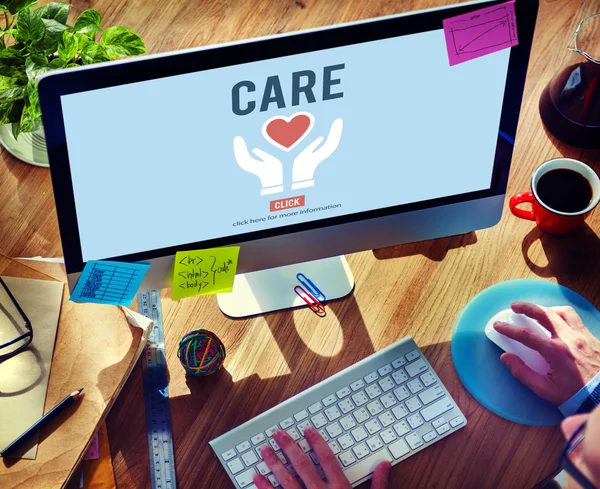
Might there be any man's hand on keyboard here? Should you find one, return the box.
[253,427,391,489]
[493,301,600,405]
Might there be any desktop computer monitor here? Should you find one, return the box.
[39,0,538,316]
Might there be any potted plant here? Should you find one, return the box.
[0,1,145,166]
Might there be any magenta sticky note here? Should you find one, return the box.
[443,0,518,66]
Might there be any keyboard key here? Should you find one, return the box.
[450,416,464,428]
[340,415,357,431]
[276,452,287,464]
[227,457,245,474]
[235,468,256,488]
[338,398,355,414]
[322,394,337,406]
[352,391,369,407]
[311,413,328,429]
[365,419,382,434]
[237,441,251,453]
[242,450,258,466]
[286,427,300,441]
[405,432,424,450]
[364,371,379,384]
[380,428,397,444]
[350,379,365,391]
[353,407,370,424]
[250,433,266,445]
[256,461,272,475]
[405,397,423,412]
[436,423,451,435]
[294,410,309,422]
[393,386,410,401]
[366,400,384,416]
[265,425,278,438]
[419,384,444,405]
[297,420,312,435]
[388,439,410,459]
[336,386,352,399]
[378,376,395,392]
[405,358,427,377]
[406,350,420,362]
[392,357,407,369]
[351,426,369,442]
[328,440,341,454]
[308,402,323,414]
[222,449,236,461]
[353,442,370,459]
[338,433,355,450]
[378,411,395,427]
[420,371,436,386]
[268,474,280,487]
[298,439,311,453]
[423,431,437,443]
[280,417,294,429]
[392,404,408,419]
[269,438,281,451]
[325,406,342,421]
[326,421,343,438]
[407,413,424,429]
[366,384,382,399]
[421,397,454,421]
[339,450,357,467]
[256,443,269,460]
[318,429,329,441]
[366,435,384,451]
[344,450,393,484]
[380,393,397,409]
[393,420,410,437]
[378,364,393,376]
[407,379,424,394]
[392,369,408,385]
[432,417,446,429]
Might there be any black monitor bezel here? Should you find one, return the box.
[39,0,539,273]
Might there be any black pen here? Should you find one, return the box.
[1,388,84,458]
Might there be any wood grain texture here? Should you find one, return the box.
[1,0,600,488]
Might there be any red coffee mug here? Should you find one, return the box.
[509,158,600,234]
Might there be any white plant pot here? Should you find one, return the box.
[0,124,49,167]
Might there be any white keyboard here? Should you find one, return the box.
[210,336,466,488]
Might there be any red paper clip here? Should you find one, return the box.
[294,285,326,317]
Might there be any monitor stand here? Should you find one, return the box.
[217,256,354,318]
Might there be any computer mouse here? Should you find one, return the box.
[485,309,552,375]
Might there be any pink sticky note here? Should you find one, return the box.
[84,433,99,460]
[443,0,518,66]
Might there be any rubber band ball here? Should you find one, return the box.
[178,329,226,376]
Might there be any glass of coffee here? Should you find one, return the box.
[539,13,600,148]
[509,158,600,234]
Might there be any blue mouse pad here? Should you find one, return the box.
[451,279,600,426]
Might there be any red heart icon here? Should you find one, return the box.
[262,112,315,152]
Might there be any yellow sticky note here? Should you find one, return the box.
[172,247,240,300]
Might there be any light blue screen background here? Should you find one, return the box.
[61,30,510,262]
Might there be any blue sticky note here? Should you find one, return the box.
[70,260,150,306]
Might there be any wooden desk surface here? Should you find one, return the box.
[2,0,600,488]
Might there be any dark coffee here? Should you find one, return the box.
[537,169,593,213]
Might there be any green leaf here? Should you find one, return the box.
[34,17,69,53]
[0,84,24,102]
[74,32,90,50]
[4,0,39,15]
[100,26,145,59]
[17,102,42,134]
[58,30,76,62]
[0,102,14,124]
[0,46,26,65]
[36,2,69,24]
[24,53,49,81]
[80,42,108,64]
[75,23,102,41]
[16,7,45,43]
[73,9,101,31]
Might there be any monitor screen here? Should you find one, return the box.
[60,29,509,263]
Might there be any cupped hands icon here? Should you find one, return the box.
[233,136,284,196]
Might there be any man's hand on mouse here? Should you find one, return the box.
[493,301,600,405]
[253,427,391,489]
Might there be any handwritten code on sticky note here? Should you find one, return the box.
[172,247,240,300]
[70,260,150,306]
[443,0,518,66]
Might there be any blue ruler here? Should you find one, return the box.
[138,290,177,489]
